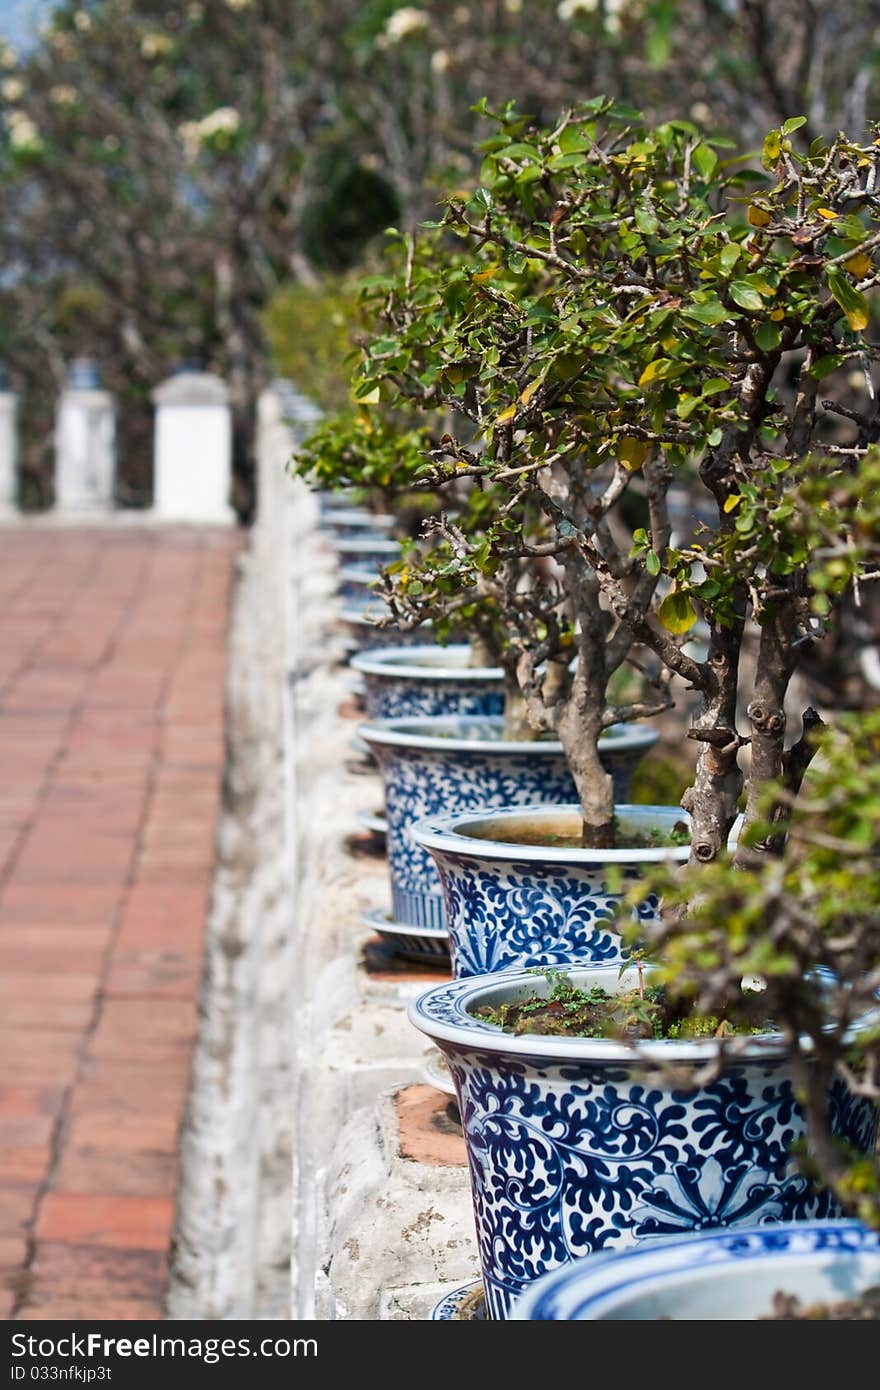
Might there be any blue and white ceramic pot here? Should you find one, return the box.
[339,606,433,653]
[333,536,401,570]
[410,802,688,978]
[337,564,380,605]
[351,644,505,721]
[409,963,879,1320]
[510,1220,880,1320]
[357,717,657,933]
[316,488,361,517]
[320,507,396,540]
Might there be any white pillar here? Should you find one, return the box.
[151,370,235,524]
[54,360,116,512]
[0,381,19,512]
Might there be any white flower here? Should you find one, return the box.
[102,134,120,152]
[1,78,24,103]
[741,974,768,993]
[181,107,243,157]
[49,85,79,105]
[558,0,598,19]
[225,0,254,9]
[141,33,174,59]
[385,7,429,43]
[0,43,17,71]
[604,0,628,34]
[7,111,41,151]
[430,49,451,74]
[198,106,241,139]
[73,10,92,32]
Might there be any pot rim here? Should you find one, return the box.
[358,714,658,756]
[340,607,425,631]
[338,564,382,585]
[362,905,448,943]
[333,537,401,556]
[351,644,503,682]
[509,1220,880,1321]
[408,961,792,1062]
[320,508,395,528]
[410,801,697,864]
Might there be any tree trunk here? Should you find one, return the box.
[681,619,744,863]
[557,555,615,847]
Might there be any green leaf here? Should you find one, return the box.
[740,273,775,298]
[558,126,590,154]
[808,352,850,378]
[827,267,870,332]
[781,115,807,136]
[354,380,381,403]
[548,152,590,171]
[676,394,700,420]
[718,242,741,276]
[691,143,718,179]
[682,300,729,326]
[729,282,764,313]
[754,322,782,351]
[701,377,730,397]
[658,590,698,633]
[646,550,661,576]
[635,207,659,235]
[497,142,539,161]
[637,357,690,386]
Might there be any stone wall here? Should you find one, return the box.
[167,385,478,1322]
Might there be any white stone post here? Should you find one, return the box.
[151,370,235,524]
[0,376,19,513]
[54,360,117,512]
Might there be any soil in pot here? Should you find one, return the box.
[472,970,770,1041]
[760,1287,880,1320]
[464,812,691,852]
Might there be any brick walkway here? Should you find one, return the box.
[0,524,241,1320]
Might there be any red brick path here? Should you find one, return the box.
[0,524,241,1320]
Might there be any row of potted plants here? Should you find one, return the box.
[301,100,880,1320]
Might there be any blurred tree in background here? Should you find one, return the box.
[2,0,880,513]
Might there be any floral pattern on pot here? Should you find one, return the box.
[358,719,657,932]
[412,804,688,977]
[410,966,880,1321]
[440,860,644,976]
[351,645,505,721]
[359,720,574,930]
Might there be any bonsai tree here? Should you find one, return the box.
[294,409,447,541]
[626,706,880,1226]
[296,404,580,735]
[325,97,880,854]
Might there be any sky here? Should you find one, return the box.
[0,0,53,50]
